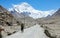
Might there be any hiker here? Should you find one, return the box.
[0,27,4,38]
[21,23,24,32]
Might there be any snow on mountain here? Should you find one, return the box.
[9,2,56,19]
[5,24,48,38]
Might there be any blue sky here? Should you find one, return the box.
[0,0,60,10]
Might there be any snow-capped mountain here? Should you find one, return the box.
[52,8,60,17]
[9,2,56,19]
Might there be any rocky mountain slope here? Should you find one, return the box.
[52,8,60,17]
[0,5,19,26]
[0,5,23,37]
[36,8,60,38]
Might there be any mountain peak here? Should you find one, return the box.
[58,8,60,11]
[13,2,31,9]
[20,2,31,7]
[0,5,7,12]
[52,8,60,17]
[0,5,2,8]
[12,2,35,13]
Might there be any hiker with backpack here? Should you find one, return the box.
[21,23,24,32]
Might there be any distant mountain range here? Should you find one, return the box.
[9,2,56,19]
